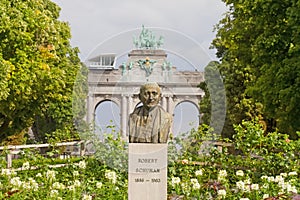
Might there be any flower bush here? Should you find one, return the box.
[0,158,127,199]
[0,120,298,199]
[167,120,300,199]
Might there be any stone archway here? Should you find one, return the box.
[87,49,204,139]
[94,100,120,138]
[173,100,200,136]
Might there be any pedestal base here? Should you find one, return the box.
[128,143,168,200]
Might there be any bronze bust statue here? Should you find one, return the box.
[129,83,172,143]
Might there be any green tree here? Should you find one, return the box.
[211,1,261,133]
[249,0,300,136]
[0,0,83,143]
[199,61,234,138]
[212,0,299,137]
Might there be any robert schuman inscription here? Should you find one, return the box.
[136,158,160,174]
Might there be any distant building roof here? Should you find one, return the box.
[86,53,116,69]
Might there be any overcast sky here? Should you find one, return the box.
[51,0,229,135]
[51,0,228,68]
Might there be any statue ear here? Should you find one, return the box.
[138,93,141,100]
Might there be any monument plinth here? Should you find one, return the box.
[128,143,168,200]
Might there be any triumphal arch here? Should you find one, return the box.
[86,26,205,137]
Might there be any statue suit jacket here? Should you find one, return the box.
[128,105,172,143]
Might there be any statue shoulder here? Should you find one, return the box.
[130,106,143,117]
[157,106,172,121]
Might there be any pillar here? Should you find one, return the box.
[161,96,167,111]
[87,92,94,124]
[167,95,172,114]
[121,95,127,138]
[127,95,133,117]
[127,95,133,136]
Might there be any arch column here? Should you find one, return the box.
[166,95,173,114]
[161,96,167,111]
[87,92,94,124]
[120,94,127,138]
[127,95,133,117]
[127,95,133,136]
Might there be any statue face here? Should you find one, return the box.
[139,85,161,110]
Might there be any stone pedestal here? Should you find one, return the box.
[128,143,168,200]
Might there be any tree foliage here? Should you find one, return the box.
[0,0,84,143]
[199,61,234,138]
[212,0,300,137]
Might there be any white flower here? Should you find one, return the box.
[261,175,268,180]
[190,178,200,190]
[218,170,227,178]
[181,182,188,191]
[288,186,297,193]
[240,198,249,200]
[50,189,59,197]
[31,182,39,191]
[245,184,251,193]
[52,182,65,190]
[28,178,34,182]
[251,184,259,190]
[282,183,298,193]
[267,176,275,182]
[78,160,86,169]
[288,171,297,176]
[26,178,39,191]
[36,173,42,178]
[261,183,269,189]
[73,171,79,176]
[190,178,198,185]
[278,181,285,189]
[244,178,251,185]
[218,170,227,181]
[105,170,117,184]
[74,180,81,187]
[195,169,203,176]
[275,175,284,183]
[22,161,30,170]
[82,194,93,200]
[46,170,56,180]
[171,177,181,187]
[280,173,287,177]
[192,182,200,190]
[236,170,244,177]
[68,185,76,192]
[10,177,23,188]
[279,182,290,190]
[236,180,245,191]
[96,182,103,189]
[22,182,31,190]
[1,168,12,176]
[263,194,269,199]
[217,189,226,197]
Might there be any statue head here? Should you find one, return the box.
[139,82,161,110]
